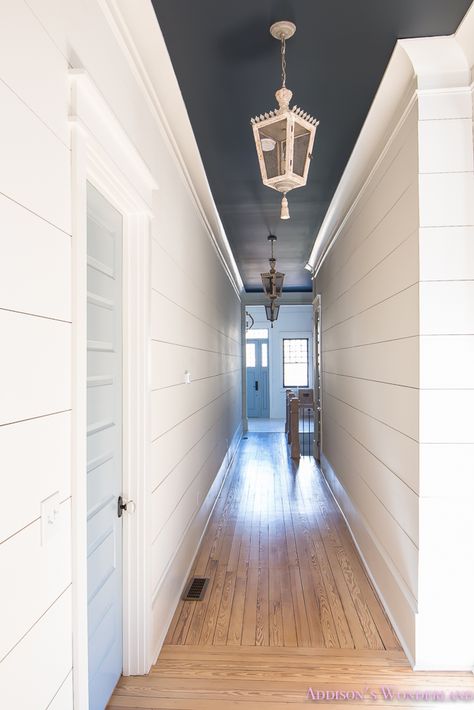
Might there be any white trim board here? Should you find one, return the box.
[70,69,154,708]
[69,69,156,214]
[243,291,314,306]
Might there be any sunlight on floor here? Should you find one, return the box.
[247,418,285,433]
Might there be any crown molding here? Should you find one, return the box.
[307,14,474,277]
[310,84,418,278]
[243,291,313,306]
[96,0,244,297]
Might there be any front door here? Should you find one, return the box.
[86,183,123,709]
[246,338,269,418]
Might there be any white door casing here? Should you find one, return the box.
[70,69,157,708]
[312,295,322,462]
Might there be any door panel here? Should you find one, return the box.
[87,183,123,710]
[246,342,258,417]
[246,339,269,418]
[259,341,269,417]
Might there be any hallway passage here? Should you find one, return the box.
[109,435,474,708]
[165,433,399,651]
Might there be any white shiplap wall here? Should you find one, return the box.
[0,0,242,705]
[0,1,73,706]
[315,72,474,668]
[149,184,242,658]
[314,101,421,657]
[415,85,474,670]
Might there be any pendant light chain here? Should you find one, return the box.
[281,37,287,88]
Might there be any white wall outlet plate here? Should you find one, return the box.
[40,491,61,546]
[184,371,191,384]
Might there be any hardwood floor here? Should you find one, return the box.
[109,433,474,708]
[163,433,399,651]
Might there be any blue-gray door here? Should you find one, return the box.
[86,183,123,710]
[246,339,269,417]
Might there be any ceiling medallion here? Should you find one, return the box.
[251,20,319,220]
[261,234,284,326]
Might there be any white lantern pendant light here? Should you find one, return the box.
[251,21,319,220]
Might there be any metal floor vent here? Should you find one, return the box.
[183,577,209,601]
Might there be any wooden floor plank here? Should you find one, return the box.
[256,463,270,646]
[158,644,408,661]
[319,495,402,651]
[198,564,227,645]
[240,478,261,645]
[278,448,326,647]
[227,450,256,644]
[268,449,285,647]
[294,458,367,649]
[184,558,218,645]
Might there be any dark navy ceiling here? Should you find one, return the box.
[152,0,471,291]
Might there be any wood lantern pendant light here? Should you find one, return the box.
[251,21,319,220]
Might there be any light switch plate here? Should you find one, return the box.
[40,491,61,546]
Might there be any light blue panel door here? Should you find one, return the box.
[246,339,269,418]
[87,183,123,710]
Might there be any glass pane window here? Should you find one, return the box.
[258,119,287,179]
[283,338,309,387]
[261,343,268,368]
[293,129,311,177]
[246,343,256,368]
[246,328,268,340]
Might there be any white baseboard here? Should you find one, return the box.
[320,453,416,667]
[150,422,243,665]
[414,608,474,672]
[413,662,474,672]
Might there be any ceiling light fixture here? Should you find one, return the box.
[261,234,284,326]
[251,20,319,220]
[265,300,280,324]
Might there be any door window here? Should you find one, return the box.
[246,328,268,340]
[246,342,256,367]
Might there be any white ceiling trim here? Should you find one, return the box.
[307,3,474,277]
[96,0,245,297]
[243,291,313,306]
